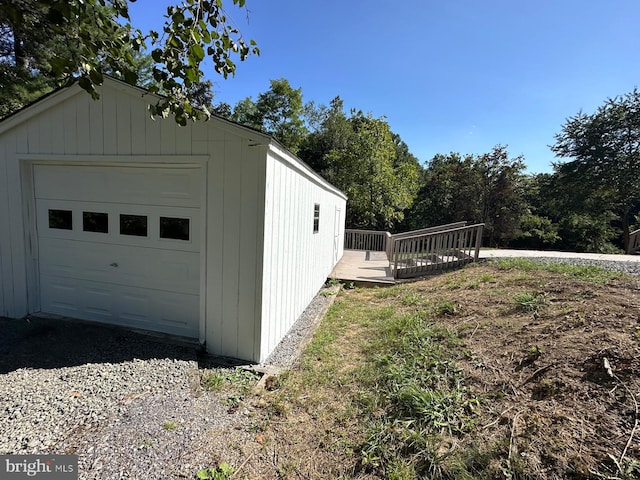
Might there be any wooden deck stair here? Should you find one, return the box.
[337,222,485,283]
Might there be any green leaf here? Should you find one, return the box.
[78,76,92,92]
[89,69,104,86]
[190,44,205,62]
[196,469,211,479]
[123,70,138,85]
[185,67,198,83]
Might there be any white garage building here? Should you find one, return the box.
[0,77,346,363]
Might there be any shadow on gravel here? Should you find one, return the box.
[0,315,201,374]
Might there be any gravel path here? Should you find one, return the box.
[484,255,640,278]
[0,284,338,479]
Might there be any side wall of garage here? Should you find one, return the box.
[202,126,267,362]
[258,143,347,362]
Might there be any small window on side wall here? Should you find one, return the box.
[49,209,73,230]
[313,204,320,233]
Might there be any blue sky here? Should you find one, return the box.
[129,0,640,173]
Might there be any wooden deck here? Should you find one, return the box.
[330,250,395,285]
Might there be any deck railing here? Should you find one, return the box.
[344,229,389,252]
[344,223,484,279]
[628,228,640,254]
[386,221,468,260]
[390,224,484,279]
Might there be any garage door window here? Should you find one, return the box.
[49,209,73,230]
[120,214,147,237]
[160,217,190,241]
[83,212,108,233]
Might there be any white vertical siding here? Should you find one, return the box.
[203,132,265,361]
[0,143,9,316]
[259,147,346,362]
[4,149,28,316]
[88,92,104,154]
[204,140,225,355]
[220,138,242,356]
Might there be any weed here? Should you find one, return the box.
[493,258,622,284]
[401,292,423,306]
[374,284,406,299]
[443,273,467,290]
[512,291,546,313]
[479,272,496,283]
[546,263,622,283]
[196,462,234,480]
[360,311,479,478]
[162,421,178,431]
[436,300,457,316]
[201,368,259,393]
[494,257,539,271]
[139,438,153,448]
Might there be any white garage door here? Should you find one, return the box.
[34,164,202,338]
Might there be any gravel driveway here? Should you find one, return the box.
[0,287,337,479]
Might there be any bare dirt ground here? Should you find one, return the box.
[430,267,640,479]
[244,262,640,479]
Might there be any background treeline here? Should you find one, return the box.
[216,79,639,254]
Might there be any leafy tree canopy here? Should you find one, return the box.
[1,0,259,124]
[552,88,640,251]
[300,102,420,230]
[231,78,308,153]
[403,146,527,246]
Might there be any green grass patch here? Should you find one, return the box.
[162,421,178,431]
[512,291,547,313]
[358,308,478,478]
[201,367,259,393]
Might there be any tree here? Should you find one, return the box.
[230,96,259,126]
[551,88,640,251]
[401,153,476,230]
[475,146,527,246]
[301,108,419,230]
[211,102,233,119]
[232,79,308,153]
[402,146,527,246]
[1,0,259,124]
[298,96,352,182]
[509,174,560,250]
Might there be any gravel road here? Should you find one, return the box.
[0,285,338,479]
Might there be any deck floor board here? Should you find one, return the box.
[330,250,395,285]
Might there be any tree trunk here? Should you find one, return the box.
[13,27,30,71]
[621,207,630,253]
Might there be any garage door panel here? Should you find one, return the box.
[36,200,200,252]
[39,239,200,295]
[34,165,201,208]
[40,276,199,337]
